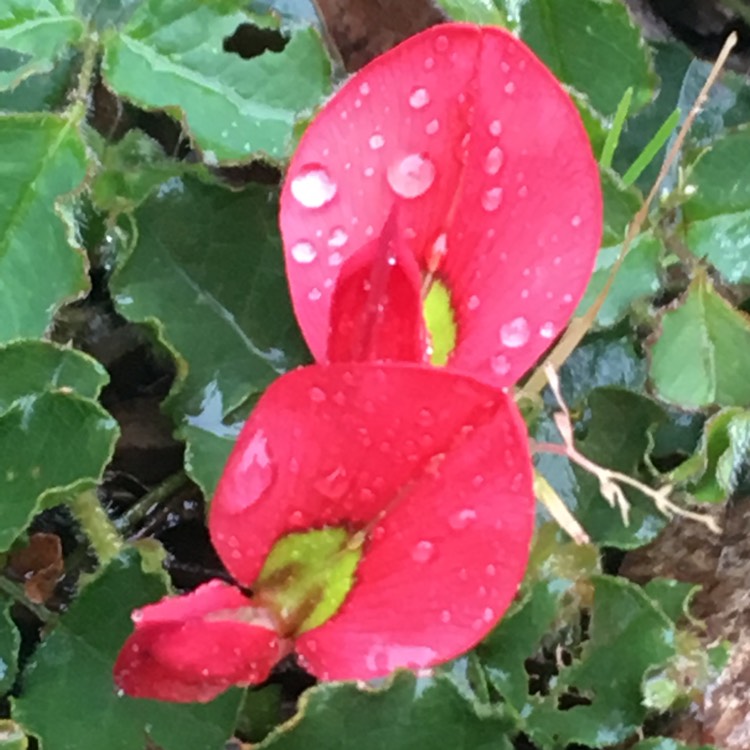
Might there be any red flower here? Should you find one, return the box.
[114,363,534,701]
[280,23,602,385]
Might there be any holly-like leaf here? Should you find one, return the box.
[101,1,331,162]
[0,114,88,343]
[0,1,83,91]
[0,341,109,413]
[111,176,309,496]
[257,671,514,750]
[649,272,750,409]
[13,550,242,750]
[515,0,656,115]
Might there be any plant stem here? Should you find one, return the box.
[0,577,54,624]
[69,490,123,566]
[118,471,190,531]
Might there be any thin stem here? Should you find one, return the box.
[69,490,124,566]
[118,470,190,531]
[0,576,54,623]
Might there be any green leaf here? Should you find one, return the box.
[649,272,750,408]
[434,0,506,24]
[0,49,73,112]
[684,128,750,221]
[13,550,242,750]
[101,1,331,162]
[0,114,88,343]
[0,1,83,91]
[632,739,716,750]
[516,0,655,115]
[601,168,643,245]
[111,176,310,496]
[686,210,750,284]
[577,232,663,328]
[671,407,750,501]
[257,671,514,750]
[0,721,27,750]
[0,605,20,694]
[641,578,697,624]
[0,340,109,412]
[0,391,118,551]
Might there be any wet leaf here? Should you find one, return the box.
[601,168,642,245]
[577,231,664,329]
[111,177,309,496]
[0,341,109,412]
[434,0,506,24]
[649,272,750,409]
[686,210,750,284]
[0,391,118,551]
[0,606,20,695]
[0,1,83,91]
[13,550,242,750]
[101,1,331,162]
[515,0,656,115]
[0,115,88,343]
[256,671,514,750]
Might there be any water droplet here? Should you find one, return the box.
[314,466,350,500]
[483,607,495,623]
[500,317,530,348]
[227,429,274,513]
[563,293,573,304]
[427,232,447,272]
[308,287,322,301]
[481,187,503,212]
[467,295,480,311]
[424,56,435,70]
[489,119,502,136]
[425,118,439,135]
[440,609,452,623]
[449,508,477,530]
[364,166,375,177]
[309,386,326,403]
[359,82,370,96]
[491,354,511,376]
[417,408,434,427]
[409,87,430,109]
[484,146,504,175]
[540,321,556,339]
[291,241,316,264]
[387,153,435,199]
[435,35,449,52]
[571,214,582,227]
[306,639,317,653]
[412,540,435,563]
[327,227,348,248]
[518,185,529,198]
[504,81,516,94]
[369,133,385,150]
[132,610,143,623]
[290,165,337,209]
[485,563,497,577]
[290,510,304,524]
[329,251,344,267]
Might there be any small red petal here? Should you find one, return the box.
[280,23,601,385]
[113,581,282,703]
[295,388,533,680]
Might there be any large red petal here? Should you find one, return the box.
[209,363,526,589]
[280,23,601,385]
[114,581,283,703]
[295,391,533,680]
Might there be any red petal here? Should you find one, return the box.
[295,388,533,680]
[113,581,283,703]
[280,23,601,385]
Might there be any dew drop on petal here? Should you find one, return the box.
[484,146,504,176]
[435,34,449,52]
[489,119,502,136]
[409,87,430,109]
[425,119,440,135]
[387,153,435,199]
[483,607,496,623]
[359,82,370,96]
[291,241,316,264]
[229,429,275,513]
[424,56,435,70]
[504,81,516,94]
[309,386,326,403]
[491,354,511,376]
[290,165,337,209]
[481,187,503,212]
[327,227,348,248]
[449,508,477,530]
[571,214,582,227]
[500,317,530,348]
[369,133,385,150]
[308,287,322,302]
[485,563,497,577]
[540,321,556,339]
[417,408,434,427]
[467,295,480,311]
[328,251,344,267]
[440,609,452,623]
[411,540,435,563]
[314,466,350,500]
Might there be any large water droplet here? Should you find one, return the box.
[227,429,274,513]
[369,133,385,150]
[387,154,435,199]
[484,146,504,176]
[500,317,530,348]
[411,540,435,563]
[290,165,337,209]
[409,87,430,109]
[449,508,477,530]
[291,241,316,264]
[481,187,503,212]
[489,119,502,136]
[540,321,556,339]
